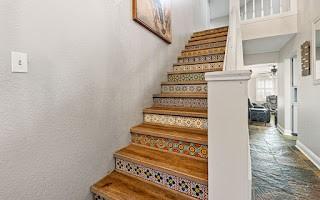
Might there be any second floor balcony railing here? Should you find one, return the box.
[240,0,296,21]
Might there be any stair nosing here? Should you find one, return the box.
[181,43,227,53]
[193,26,229,35]
[153,93,207,98]
[186,37,227,47]
[114,170,198,200]
[131,124,208,144]
[174,60,224,66]
[114,145,208,185]
[143,107,207,118]
[161,81,207,85]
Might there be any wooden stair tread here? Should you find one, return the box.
[168,69,216,74]
[189,32,228,42]
[178,51,225,59]
[115,144,208,184]
[185,37,227,47]
[153,93,207,98]
[144,106,207,118]
[131,123,207,144]
[193,26,228,35]
[174,59,224,66]
[91,171,194,200]
[162,81,207,85]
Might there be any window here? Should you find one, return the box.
[256,77,277,102]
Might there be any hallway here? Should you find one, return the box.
[250,125,320,200]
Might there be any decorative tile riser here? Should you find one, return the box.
[144,114,208,129]
[93,194,105,200]
[185,41,226,51]
[115,158,208,200]
[153,97,207,109]
[178,54,224,64]
[131,133,208,159]
[161,84,207,94]
[168,73,205,82]
[173,62,223,73]
[181,47,225,57]
[189,32,227,42]
[188,36,227,46]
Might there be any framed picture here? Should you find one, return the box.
[133,0,172,44]
[301,41,311,76]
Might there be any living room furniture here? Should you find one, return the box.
[248,99,271,125]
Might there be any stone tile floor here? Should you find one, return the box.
[250,125,320,200]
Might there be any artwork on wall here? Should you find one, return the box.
[301,41,311,76]
[133,0,172,44]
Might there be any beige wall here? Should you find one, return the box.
[0,0,209,199]
[279,0,320,159]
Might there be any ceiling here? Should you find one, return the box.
[243,34,296,55]
[209,0,229,19]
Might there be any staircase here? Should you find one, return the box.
[91,26,228,200]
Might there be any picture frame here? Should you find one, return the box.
[133,0,172,44]
[312,16,320,84]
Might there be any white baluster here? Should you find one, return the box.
[261,0,264,17]
[270,0,273,15]
[253,0,256,19]
[244,0,247,20]
[280,0,283,13]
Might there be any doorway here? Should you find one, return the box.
[291,56,298,136]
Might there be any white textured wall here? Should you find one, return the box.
[0,0,209,199]
[279,0,320,157]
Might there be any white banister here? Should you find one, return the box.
[205,70,252,200]
[224,0,244,70]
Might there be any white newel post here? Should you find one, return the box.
[205,70,252,200]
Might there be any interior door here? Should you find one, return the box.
[291,56,298,135]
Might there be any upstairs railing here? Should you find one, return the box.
[240,0,296,21]
[224,0,244,70]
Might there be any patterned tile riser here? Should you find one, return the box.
[173,62,223,73]
[181,47,225,57]
[161,84,207,94]
[93,194,105,200]
[131,133,208,159]
[168,73,205,82]
[178,54,224,64]
[144,114,208,129]
[184,41,226,51]
[116,158,208,200]
[188,36,228,46]
[153,97,207,109]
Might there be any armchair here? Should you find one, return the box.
[248,99,271,124]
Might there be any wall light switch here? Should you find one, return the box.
[12,51,28,73]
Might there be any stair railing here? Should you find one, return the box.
[206,0,251,200]
[224,0,244,71]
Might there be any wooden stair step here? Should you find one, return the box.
[192,26,228,37]
[131,123,207,144]
[131,124,208,159]
[153,93,207,98]
[91,171,194,200]
[182,41,226,52]
[189,32,228,42]
[115,144,208,184]
[186,36,227,47]
[143,107,207,118]
[162,81,206,85]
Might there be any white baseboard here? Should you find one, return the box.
[277,124,292,136]
[296,140,320,170]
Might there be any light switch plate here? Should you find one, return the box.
[11,51,28,73]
